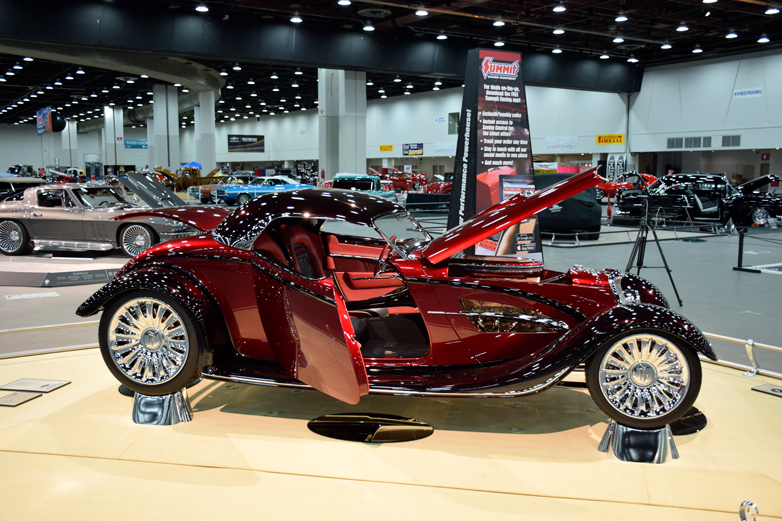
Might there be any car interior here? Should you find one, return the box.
[251,217,429,359]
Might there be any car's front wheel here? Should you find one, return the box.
[586,331,701,429]
[595,188,606,201]
[119,224,157,257]
[751,207,770,226]
[99,290,201,396]
[236,193,251,206]
[0,220,31,256]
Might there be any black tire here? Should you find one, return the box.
[750,207,770,226]
[119,224,158,257]
[200,197,209,204]
[0,220,32,256]
[99,290,202,396]
[595,188,606,201]
[585,231,600,240]
[585,330,702,429]
[236,193,251,206]
[412,182,422,191]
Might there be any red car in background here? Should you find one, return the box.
[425,173,453,194]
[596,172,657,201]
[372,168,428,192]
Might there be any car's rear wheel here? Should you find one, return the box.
[119,224,157,257]
[751,207,770,225]
[0,220,31,256]
[236,193,251,206]
[595,188,606,201]
[586,331,701,429]
[412,182,422,191]
[99,290,201,396]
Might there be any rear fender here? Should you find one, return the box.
[76,263,229,367]
[548,303,716,366]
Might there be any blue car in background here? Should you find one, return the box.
[214,176,310,205]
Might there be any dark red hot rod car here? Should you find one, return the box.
[77,170,714,429]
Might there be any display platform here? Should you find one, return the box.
[0,253,127,287]
[0,349,780,520]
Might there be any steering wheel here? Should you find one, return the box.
[98,201,110,207]
[374,235,396,278]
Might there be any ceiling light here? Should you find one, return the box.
[23,57,33,62]
[677,21,689,31]
[553,3,566,12]
[381,95,387,99]
[627,55,639,63]
[5,71,13,76]
[552,46,562,54]
[600,53,610,59]
[661,40,672,49]
[247,78,255,85]
[295,95,301,99]
[758,33,770,42]
[406,83,414,89]
[363,22,375,31]
[393,76,401,82]
[494,39,505,47]
[437,31,447,40]
[272,87,280,92]
[726,29,738,38]
[46,85,53,90]
[226,83,234,89]
[338,0,352,5]
[434,80,442,85]
[219,70,228,76]
[13,63,22,70]
[295,68,303,75]
[613,35,624,43]
[251,91,257,97]
[493,19,505,26]
[140,74,149,78]
[404,91,411,95]
[232,63,242,71]
[54,79,62,86]
[291,83,299,88]
[703,0,717,3]
[366,80,374,86]
[765,6,779,14]
[182,88,189,93]
[290,12,303,23]
[195,3,208,12]
[270,72,278,79]
[553,27,565,34]
[615,11,628,22]
[76,68,85,74]
[65,74,74,80]
[378,89,385,93]
[692,43,703,53]
[433,86,440,91]
[415,9,428,16]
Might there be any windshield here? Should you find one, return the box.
[71,187,130,207]
[374,212,432,259]
[333,179,377,191]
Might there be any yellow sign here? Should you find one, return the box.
[596,134,625,145]
[379,145,394,153]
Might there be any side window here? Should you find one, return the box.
[37,189,64,208]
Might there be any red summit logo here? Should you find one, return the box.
[481,57,519,80]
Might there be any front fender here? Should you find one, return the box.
[76,263,228,366]
[548,303,716,366]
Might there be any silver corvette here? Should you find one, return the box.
[0,175,229,257]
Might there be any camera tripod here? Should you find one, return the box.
[625,200,683,306]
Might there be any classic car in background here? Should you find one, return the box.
[214,175,311,206]
[613,173,782,226]
[0,176,45,198]
[0,181,230,257]
[187,174,256,203]
[425,173,454,194]
[535,173,602,239]
[595,172,657,201]
[78,169,714,429]
[324,174,397,201]
[372,168,428,192]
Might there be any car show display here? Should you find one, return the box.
[214,175,311,205]
[323,173,397,201]
[77,170,715,430]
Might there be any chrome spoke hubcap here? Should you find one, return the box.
[598,333,689,419]
[107,297,189,385]
[122,225,151,256]
[0,221,23,252]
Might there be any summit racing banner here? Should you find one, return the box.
[448,49,540,261]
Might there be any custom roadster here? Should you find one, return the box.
[77,170,715,429]
[0,179,230,256]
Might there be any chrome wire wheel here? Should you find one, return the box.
[106,297,190,385]
[0,221,25,254]
[751,207,770,225]
[597,333,690,421]
[120,224,153,257]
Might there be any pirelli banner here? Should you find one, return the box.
[448,48,541,261]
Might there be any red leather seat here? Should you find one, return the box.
[252,233,288,266]
[279,224,326,279]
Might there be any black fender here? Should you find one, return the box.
[76,263,229,367]
[547,303,716,369]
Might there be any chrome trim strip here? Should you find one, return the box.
[427,310,569,331]
[204,373,312,389]
[32,239,114,251]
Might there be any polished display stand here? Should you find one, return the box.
[132,389,193,425]
[598,420,679,464]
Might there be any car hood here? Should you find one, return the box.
[120,171,187,207]
[738,174,780,195]
[112,206,233,231]
[422,168,603,264]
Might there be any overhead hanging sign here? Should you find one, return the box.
[403,143,423,156]
[35,107,52,136]
[124,139,148,149]
[448,48,540,261]
[228,135,265,152]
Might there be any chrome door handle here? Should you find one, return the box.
[32,212,43,217]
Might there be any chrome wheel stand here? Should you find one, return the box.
[132,388,193,425]
[598,420,679,464]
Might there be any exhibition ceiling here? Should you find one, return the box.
[0,0,780,127]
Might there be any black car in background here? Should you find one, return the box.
[613,173,782,226]
[534,173,602,239]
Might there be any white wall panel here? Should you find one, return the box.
[214,110,319,163]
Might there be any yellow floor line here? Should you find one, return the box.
[0,321,99,335]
